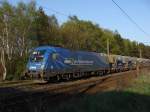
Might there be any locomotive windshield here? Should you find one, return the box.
[30,50,46,62]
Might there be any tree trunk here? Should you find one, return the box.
[0,49,7,80]
[0,63,3,81]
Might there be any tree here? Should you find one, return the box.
[0,1,37,80]
[0,1,150,81]
[32,7,50,45]
[0,1,14,80]
[61,16,103,51]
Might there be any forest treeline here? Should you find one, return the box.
[0,1,150,80]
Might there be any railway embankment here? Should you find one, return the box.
[52,68,150,112]
[0,67,150,112]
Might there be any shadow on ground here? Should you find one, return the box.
[0,87,150,112]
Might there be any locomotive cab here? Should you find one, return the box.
[25,49,47,79]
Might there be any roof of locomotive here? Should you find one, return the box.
[33,46,100,54]
[34,46,56,50]
[34,46,69,52]
[33,46,150,61]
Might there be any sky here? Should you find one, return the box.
[7,0,150,45]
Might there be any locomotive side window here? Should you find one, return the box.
[52,53,59,60]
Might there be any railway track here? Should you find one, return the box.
[0,67,149,112]
[0,80,40,88]
[0,70,139,110]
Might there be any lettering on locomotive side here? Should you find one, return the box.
[64,58,94,65]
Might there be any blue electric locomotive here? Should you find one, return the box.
[24,46,110,80]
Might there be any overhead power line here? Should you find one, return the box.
[111,0,150,38]
[36,3,69,17]
[45,7,68,17]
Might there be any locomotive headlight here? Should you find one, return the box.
[30,66,36,70]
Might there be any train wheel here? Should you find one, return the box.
[25,73,33,80]
[104,70,107,75]
[73,73,78,78]
[66,74,70,81]
[98,71,103,76]
[57,75,60,81]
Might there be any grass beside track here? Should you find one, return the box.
[126,73,150,96]
[46,73,150,112]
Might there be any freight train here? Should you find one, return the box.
[23,46,150,81]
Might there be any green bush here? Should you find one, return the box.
[6,55,28,80]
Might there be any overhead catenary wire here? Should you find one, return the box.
[43,7,69,17]
[36,3,69,17]
[1,0,150,42]
[111,0,150,38]
[0,1,69,18]
[38,1,150,43]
